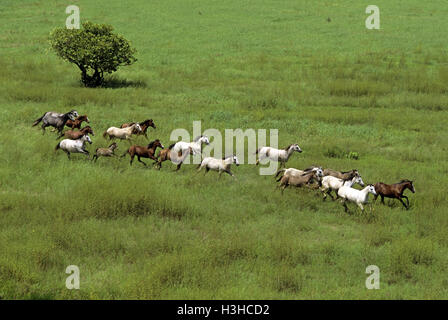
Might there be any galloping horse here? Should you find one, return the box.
[55,134,92,159]
[122,139,164,166]
[57,126,94,140]
[32,110,78,134]
[103,123,142,142]
[323,169,359,180]
[65,115,90,129]
[275,166,323,182]
[93,143,118,162]
[255,144,302,168]
[171,135,210,156]
[278,170,322,193]
[197,155,240,178]
[374,180,415,209]
[338,185,377,213]
[156,145,193,170]
[321,175,365,200]
[120,119,156,139]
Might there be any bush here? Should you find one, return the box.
[49,22,137,87]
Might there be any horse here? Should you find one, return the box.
[255,144,302,168]
[57,126,94,140]
[55,134,92,159]
[156,145,193,170]
[92,143,118,162]
[278,170,321,194]
[120,119,156,139]
[338,185,377,213]
[197,155,240,178]
[373,180,415,209]
[32,110,78,134]
[65,115,90,129]
[103,123,142,142]
[320,175,365,201]
[171,135,210,156]
[323,168,360,180]
[275,166,322,182]
[121,139,164,166]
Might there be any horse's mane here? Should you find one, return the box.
[398,179,411,183]
[139,119,152,125]
[284,144,293,151]
[108,142,117,148]
[341,169,357,174]
[303,166,320,172]
[168,143,176,150]
[147,140,160,149]
[193,135,204,142]
[222,155,234,160]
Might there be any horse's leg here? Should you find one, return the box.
[402,195,410,207]
[327,189,335,200]
[41,123,48,134]
[176,163,182,171]
[66,151,71,160]
[398,198,408,210]
[357,202,364,212]
[380,195,385,204]
[342,199,348,213]
[137,156,147,166]
[130,154,134,166]
[93,155,98,162]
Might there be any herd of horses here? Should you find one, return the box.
[32,109,416,213]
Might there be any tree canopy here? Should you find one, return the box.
[49,22,137,87]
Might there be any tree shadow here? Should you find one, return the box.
[100,76,147,89]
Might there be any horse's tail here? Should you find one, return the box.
[275,169,286,181]
[55,142,61,151]
[32,113,46,126]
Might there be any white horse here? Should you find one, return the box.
[103,123,142,142]
[55,134,92,159]
[321,175,365,200]
[338,184,377,212]
[198,155,240,178]
[171,135,210,156]
[255,144,302,167]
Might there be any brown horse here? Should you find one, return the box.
[278,171,321,194]
[323,168,359,180]
[57,126,95,140]
[374,180,415,209]
[156,144,192,170]
[122,139,164,166]
[65,115,90,129]
[120,119,156,139]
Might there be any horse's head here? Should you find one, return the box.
[143,119,156,129]
[367,184,377,195]
[83,126,94,136]
[315,168,324,177]
[199,136,210,145]
[291,144,302,153]
[405,180,415,193]
[68,110,78,120]
[83,134,92,144]
[233,155,240,166]
[80,115,89,123]
[109,142,118,150]
[134,123,142,132]
[354,175,365,187]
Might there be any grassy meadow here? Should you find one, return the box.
[0,0,448,299]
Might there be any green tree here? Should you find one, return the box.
[49,22,137,87]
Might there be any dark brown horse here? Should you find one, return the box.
[57,126,95,140]
[323,168,359,180]
[122,139,164,166]
[65,115,90,129]
[374,179,415,209]
[156,144,192,171]
[120,119,156,139]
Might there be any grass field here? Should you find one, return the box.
[0,0,448,299]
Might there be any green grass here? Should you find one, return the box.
[0,0,447,299]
